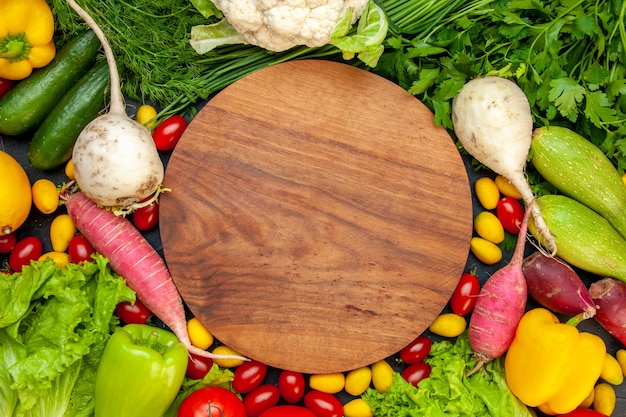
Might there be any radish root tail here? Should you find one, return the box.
[466,352,491,377]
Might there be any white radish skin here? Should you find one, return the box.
[467,201,532,374]
[452,76,556,254]
[68,0,164,207]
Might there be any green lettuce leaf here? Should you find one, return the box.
[362,333,532,416]
[0,255,134,416]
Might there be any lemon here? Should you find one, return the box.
[0,151,32,235]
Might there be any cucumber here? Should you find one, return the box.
[530,125,626,240]
[0,30,101,136]
[28,60,110,170]
[529,194,626,282]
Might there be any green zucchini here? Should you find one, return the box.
[530,125,626,240]
[28,60,110,170]
[0,30,101,136]
[529,194,626,282]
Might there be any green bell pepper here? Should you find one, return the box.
[95,323,188,417]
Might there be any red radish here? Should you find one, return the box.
[63,190,246,361]
[589,277,626,346]
[467,200,532,374]
[522,251,596,323]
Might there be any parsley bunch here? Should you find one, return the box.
[372,0,626,172]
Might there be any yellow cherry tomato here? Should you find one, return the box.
[474,211,505,244]
[136,104,158,128]
[38,251,70,268]
[470,237,503,265]
[345,366,372,396]
[65,159,75,180]
[344,398,373,417]
[371,359,394,393]
[187,317,214,350]
[31,178,59,214]
[615,349,626,377]
[494,175,523,199]
[601,352,624,385]
[593,382,616,416]
[621,173,626,187]
[474,177,500,210]
[49,213,75,252]
[428,313,467,338]
[309,372,345,394]
[211,345,245,368]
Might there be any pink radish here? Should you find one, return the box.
[467,200,532,374]
[589,277,626,347]
[522,251,596,324]
[63,190,246,361]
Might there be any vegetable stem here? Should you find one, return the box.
[66,0,124,115]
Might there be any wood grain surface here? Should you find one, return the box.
[160,60,473,373]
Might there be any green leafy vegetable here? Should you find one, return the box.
[0,256,134,417]
[370,0,626,171]
[362,333,532,416]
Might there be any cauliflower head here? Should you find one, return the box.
[211,0,370,52]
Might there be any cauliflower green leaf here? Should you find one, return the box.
[331,0,389,67]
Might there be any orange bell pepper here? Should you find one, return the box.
[0,0,56,80]
[504,308,606,415]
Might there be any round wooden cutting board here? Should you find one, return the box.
[160,60,473,374]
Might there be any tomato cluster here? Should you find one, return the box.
[471,176,525,265]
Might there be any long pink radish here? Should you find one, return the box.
[65,191,246,361]
[467,200,532,374]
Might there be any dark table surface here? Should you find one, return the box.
[1,100,625,416]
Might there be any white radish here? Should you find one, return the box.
[67,0,164,208]
[451,76,556,254]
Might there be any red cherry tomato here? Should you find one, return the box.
[114,299,152,324]
[277,370,305,404]
[399,335,432,365]
[233,360,267,394]
[303,390,344,417]
[9,236,43,272]
[259,405,316,417]
[152,114,187,151]
[0,78,14,99]
[186,352,214,380]
[68,235,95,264]
[243,384,280,417]
[401,361,431,387]
[132,201,159,231]
[559,409,608,417]
[177,387,246,417]
[449,272,480,316]
[496,197,524,234]
[0,233,17,254]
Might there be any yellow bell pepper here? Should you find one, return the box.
[504,308,606,415]
[0,0,56,80]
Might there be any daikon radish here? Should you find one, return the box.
[452,76,556,254]
[67,0,164,208]
[467,201,532,374]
